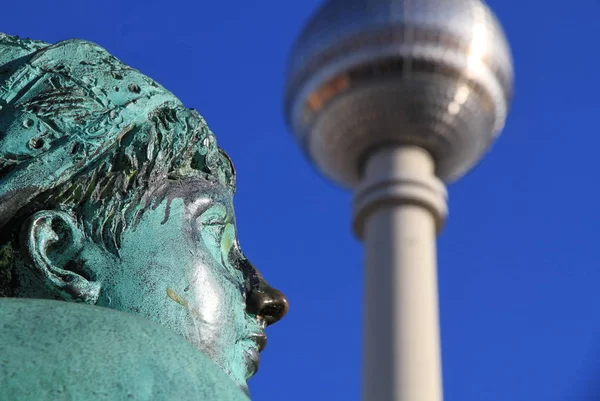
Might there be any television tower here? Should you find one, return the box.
[284,0,513,400]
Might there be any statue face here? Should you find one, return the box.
[78,179,288,391]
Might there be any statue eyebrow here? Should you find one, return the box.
[183,196,215,221]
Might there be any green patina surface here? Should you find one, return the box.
[0,298,249,401]
[0,33,288,400]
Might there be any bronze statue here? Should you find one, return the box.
[0,33,288,400]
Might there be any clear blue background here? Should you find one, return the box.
[4,0,599,400]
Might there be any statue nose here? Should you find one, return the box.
[247,283,289,327]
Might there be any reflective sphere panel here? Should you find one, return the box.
[285,0,513,187]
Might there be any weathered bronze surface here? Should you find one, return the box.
[0,33,288,400]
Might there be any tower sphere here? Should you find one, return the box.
[284,0,514,188]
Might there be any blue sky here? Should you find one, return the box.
[4,0,600,400]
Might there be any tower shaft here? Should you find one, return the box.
[354,146,447,401]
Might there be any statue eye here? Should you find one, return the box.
[201,220,239,273]
[220,223,235,264]
[199,207,244,286]
[203,220,225,236]
[200,219,226,261]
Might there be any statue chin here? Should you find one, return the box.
[0,298,250,401]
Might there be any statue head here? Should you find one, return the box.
[0,34,288,392]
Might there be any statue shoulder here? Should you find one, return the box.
[0,298,249,401]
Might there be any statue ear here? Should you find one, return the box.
[20,210,100,304]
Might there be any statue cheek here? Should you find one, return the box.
[186,264,225,326]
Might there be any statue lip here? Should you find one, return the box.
[249,333,267,352]
[244,333,266,376]
[245,347,261,376]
